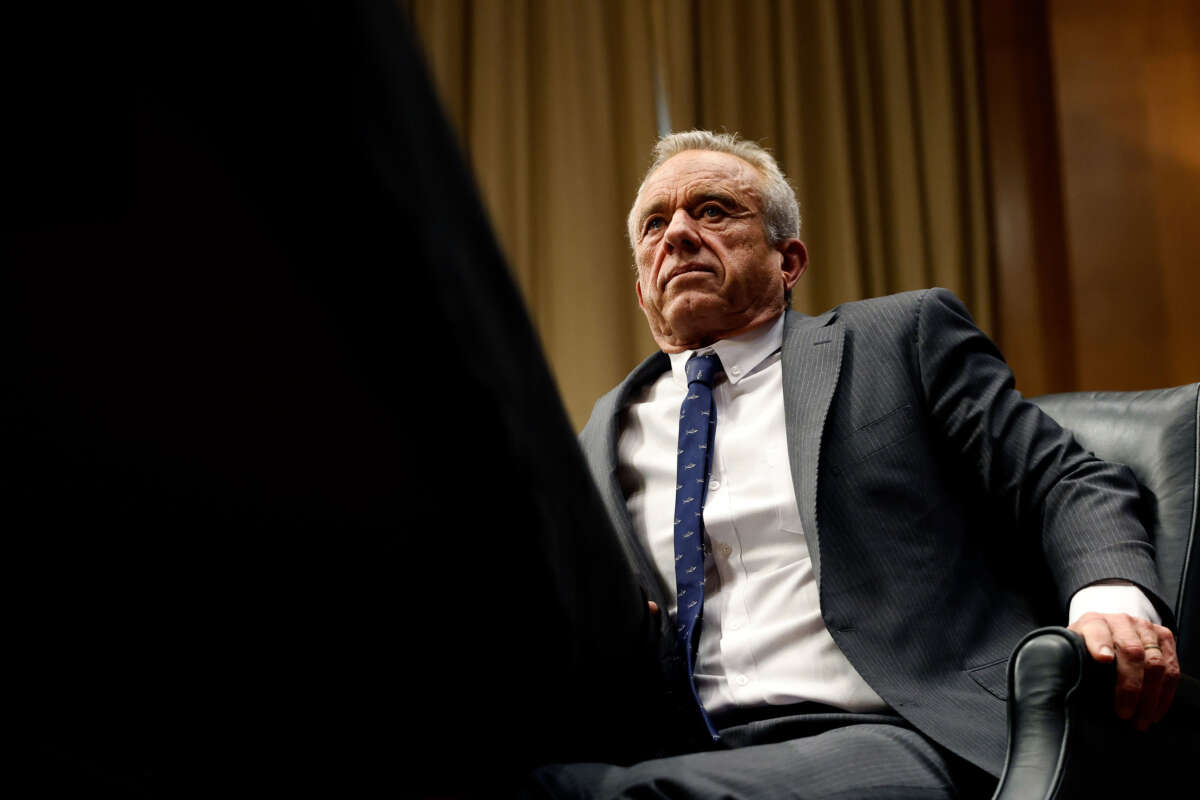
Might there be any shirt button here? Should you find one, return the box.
[709,480,721,491]
[734,674,749,687]
[730,365,742,377]
[720,543,733,557]
[728,618,743,631]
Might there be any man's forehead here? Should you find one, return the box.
[638,150,762,205]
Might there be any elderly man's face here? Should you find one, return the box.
[631,150,805,352]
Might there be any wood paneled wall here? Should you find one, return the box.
[980,0,1200,395]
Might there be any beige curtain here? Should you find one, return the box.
[404,0,992,430]
[405,0,661,429]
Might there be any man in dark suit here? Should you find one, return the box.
[10,2,1177,790]
[532,131,1181,798]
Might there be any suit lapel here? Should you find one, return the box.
[781,309,844,587]
[590,351,672,603]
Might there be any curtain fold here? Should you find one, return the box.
[658,0,991,327]
[407,0,661,428]
[405,0,992,429]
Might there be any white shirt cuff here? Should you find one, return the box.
[1068,580,1160,626]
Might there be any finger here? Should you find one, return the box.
[1132,621,1170,730]
[1133,635,1164,732]
[1069,613,1116,662]
[647,601,659,615]
[1150,627,1181,724]
[1107,615,1147,721]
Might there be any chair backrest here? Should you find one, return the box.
[1029,383,1199,671]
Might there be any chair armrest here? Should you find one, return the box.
[992,627,1200,800]
[991,627,1085,800]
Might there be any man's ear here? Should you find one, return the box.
[779,239,809,290]
[636,279,645,309]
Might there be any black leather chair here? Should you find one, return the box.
[992,384,1200,799]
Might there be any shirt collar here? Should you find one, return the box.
[667,312,785,388]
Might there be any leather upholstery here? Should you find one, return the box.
[1031,384,1198,664]
[997,628,1085,800]
[992,384,1200,799]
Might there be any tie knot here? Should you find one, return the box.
[685,352,722,388]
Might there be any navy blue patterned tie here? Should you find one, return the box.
[674,352,721,740]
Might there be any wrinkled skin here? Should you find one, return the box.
[630,150,807,353]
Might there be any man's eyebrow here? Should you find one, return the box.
[637,198,669,226]
[636,190,746,228]
[690,191,742,209]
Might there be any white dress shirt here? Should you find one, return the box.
[616,312,1158,722]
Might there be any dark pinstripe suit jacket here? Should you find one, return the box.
[578,287,1167,776]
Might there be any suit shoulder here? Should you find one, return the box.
[579,351,669,446]
[831,287,963,318]
[830,288,976,334]
[580,382,623,448]
[824,289,929,337]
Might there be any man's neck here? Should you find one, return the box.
[654,309,786,354]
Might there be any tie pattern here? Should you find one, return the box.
[674,352,721,740]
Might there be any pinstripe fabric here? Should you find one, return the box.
[578,287,1167,779]
[582,353,674,619]
[529,718,958,799]
[779,309,844,588]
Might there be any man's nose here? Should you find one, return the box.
[664,209,700,253]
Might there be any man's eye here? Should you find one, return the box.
[645,217,665,232]
[700,205,724,219]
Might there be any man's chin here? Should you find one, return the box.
[654,303,731,350]
[662,292,724,321]
[653,298,783,350]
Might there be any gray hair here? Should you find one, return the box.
[627,130,801,249]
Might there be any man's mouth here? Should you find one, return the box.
[662,263,714,287]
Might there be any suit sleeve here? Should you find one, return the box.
[912,288,1168,619]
